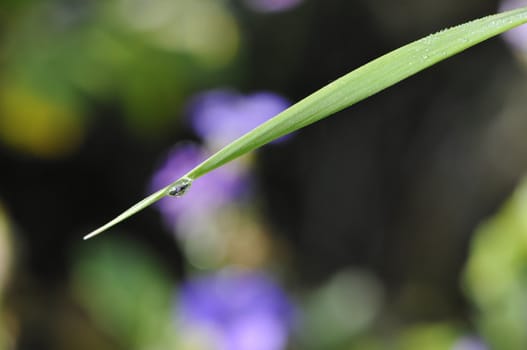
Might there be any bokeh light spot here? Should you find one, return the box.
[499,0,527,52]
[113,0,240,67]
[0,85,84,158]
[244,0,303,13]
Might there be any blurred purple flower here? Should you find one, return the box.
[499,0,527,52]
[149,142,248,228]
[187,89,291,148]
[243,0,303,13]
[452,336,488,350]
[177,270,294,350]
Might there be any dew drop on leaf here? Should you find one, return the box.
[168,177,193,197]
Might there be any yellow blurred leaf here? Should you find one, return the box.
[0,84,84,158]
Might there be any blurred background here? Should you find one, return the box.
[1,0,527,349]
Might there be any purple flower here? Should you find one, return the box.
[452,336,488,350]
[243,0,303,13]
[177,270,294,350]
[149,142,248,229]
[187,89,291,149]
[499,0,527,52]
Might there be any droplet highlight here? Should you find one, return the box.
[168,177,193,197]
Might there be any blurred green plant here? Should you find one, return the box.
[396,323,459,350]
[85,7,527,240]
[72,237,179,349]
[0,204,14,349]
[0,0,239,157]
[300,269,384,349]
[464,179,527,350]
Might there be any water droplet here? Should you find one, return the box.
[422,55,429,60]
[168,177,193,197]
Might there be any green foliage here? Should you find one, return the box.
[72,238,178,348]
[85,7,527,240]
[464,179,527,350]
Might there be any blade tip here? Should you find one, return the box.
[83,229,103,240]
[83,233,95,240]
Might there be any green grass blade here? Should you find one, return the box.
[83,188,167,240]
[84,7,527,240]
